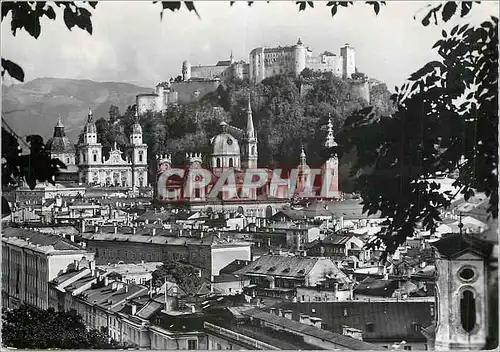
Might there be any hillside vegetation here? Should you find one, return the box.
[98,74,393,192]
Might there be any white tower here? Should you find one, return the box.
[242,98,258,169]
[76,108,103,184]
[127,109,148,188]
[432,233,495,350]
[321,116,339,199]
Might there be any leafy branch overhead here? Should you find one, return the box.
[334,16,498,258]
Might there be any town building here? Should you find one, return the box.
[82,231,252,280]
[2,227,94,310]
[234,254,351,301]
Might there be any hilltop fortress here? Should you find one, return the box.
[137,39,364,114]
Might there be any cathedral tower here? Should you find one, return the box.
[127,109,148,188]
[242,98,258,169]
[321,116,339,199]
[76,108,103,184]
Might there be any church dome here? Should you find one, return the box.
[212,132,240,156]
[46,118,75,153]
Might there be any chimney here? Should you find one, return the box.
[133,227,137,235]
[125,285,129,293]
[299,314,310,325]
[104,276,109,287]
[131,304,136,315]
[90,261,96,276]
[284,310,293,319]
[95,225,99,233]
[152,228,156,236]
[114,226,118,234]
[82,220,86,233]
[278,309,283,317]
[74,259,79,271]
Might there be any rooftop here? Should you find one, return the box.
[2,227,87,254]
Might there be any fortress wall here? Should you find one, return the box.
[137,95,158,114]
[170,80,221,104]
[348,80,370,104]
[191,65,230,80]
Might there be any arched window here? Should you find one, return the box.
[229,158,233,167]
[251,146,255,155]
[139,152,143,162]
[460,290,476,332]
[93,154,97,162]
[216,158,221,168]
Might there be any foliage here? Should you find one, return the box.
[152,261,203,294]
[334,16,498,258]
[2,305,121,349]
[1,125,66,191]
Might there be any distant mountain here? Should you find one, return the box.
[2,78,151,144]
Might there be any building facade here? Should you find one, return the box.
[73,109,148,188]
[1,227,94,310]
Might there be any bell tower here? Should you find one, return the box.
[431,233,495,350]
[321,116,339,199]
[127,109,148,188]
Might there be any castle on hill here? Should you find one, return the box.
[137,39,358,113]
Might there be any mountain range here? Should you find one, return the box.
[2,78,150,144]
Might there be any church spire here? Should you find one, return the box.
[300,144,306,163]
[230,50,234,64]
[325,114,337,148]
[246,96,255,139]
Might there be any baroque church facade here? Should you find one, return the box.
[47,109,148,188]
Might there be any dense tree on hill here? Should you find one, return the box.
[2,305,121,349]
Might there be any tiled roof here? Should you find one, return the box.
[2,227,84,253]
[242,309,385,350]
[234,255,320,278]
[272,301,435,342]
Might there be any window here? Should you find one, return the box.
[365,322,374,332]
[229,158,233,167]
[460,290,476,332]
[216,158,221,168]
[194,188,201,198]
[139,153,143,162]
[459,267,475,281]
[217,343,222,350]
[188,340,198,350]
[93,154,97,162]
[404,346,412,350]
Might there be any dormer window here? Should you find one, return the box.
[254,265,261,271]
[282,267,290,273]
[267,266,276,272]
[297,269,305,275]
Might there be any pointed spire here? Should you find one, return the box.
[87,107,94,122]
[230,50,234,63]
[56,114,64,128]
[325,114,337,148]
[135,107,139,121]
[113,141,118,150]
[246,96,255,139]
[300,144,306,162]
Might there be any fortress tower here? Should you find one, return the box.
[340,43,356,79]
[293,38,307,76]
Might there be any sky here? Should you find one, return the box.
[1,1,498,90]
